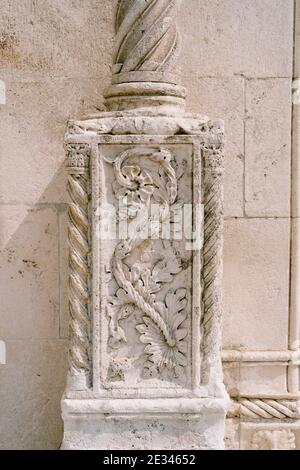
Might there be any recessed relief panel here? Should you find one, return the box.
[93,137,202,395]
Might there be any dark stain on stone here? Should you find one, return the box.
[22,259,39,269]
[180,256,192,270]
[5,248,15,263]
[0,32,20,65]
[0,31,50,71]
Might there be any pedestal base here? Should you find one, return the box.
[61,397,229,450]
[63,115,227,450]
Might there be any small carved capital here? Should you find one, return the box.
[202,144,225,174]
[66,144,90,174]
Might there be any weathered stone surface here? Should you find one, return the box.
[225,419,240,450]
[0,77,105,205]
[0,205,60,339]
[223,364,288,397]
[240,423,300,450]
[290,218,300,352]
[245,79,291,217]
[179,0,293,79]
[223,219,290,351]
[1,0,293,80]
[0,340,68,450]
[0,0,114,79]
[62,398,228,450]
[184,76,244,217]
[58,207,69,339]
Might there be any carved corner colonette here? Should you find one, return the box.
[61,0,229,450]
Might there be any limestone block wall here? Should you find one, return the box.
[0,0,297,450]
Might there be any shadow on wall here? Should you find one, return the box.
[0,166,71,450]
[0,0,114,448]
[0,4,113,447]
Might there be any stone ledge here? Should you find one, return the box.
[66,112,224,139]
[61,397,229,450]
[62,397,230,416]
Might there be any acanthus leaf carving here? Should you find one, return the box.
[136,287,188,378]
[105,147,189,379]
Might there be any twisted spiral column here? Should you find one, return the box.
[66,144,91,391]
[201,145,225,389]
[105,0,186,112]
[114,0,182,74]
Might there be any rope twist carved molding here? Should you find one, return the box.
[201,144,225,386]
[229,398,300,420]
[114,0,182,74]
[66,144,91,390]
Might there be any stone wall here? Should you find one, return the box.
[0,0,297,449]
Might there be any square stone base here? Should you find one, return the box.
[61,397,229,450]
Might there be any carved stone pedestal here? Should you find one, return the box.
[61,0,229,450]
[62,397,228,450]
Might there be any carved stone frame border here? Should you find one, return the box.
[93,135,202,398]
[65,133,224,400]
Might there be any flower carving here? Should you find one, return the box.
[113,166,155,220]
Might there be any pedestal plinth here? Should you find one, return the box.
[62,397,228,450]
[61,112,229,449]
